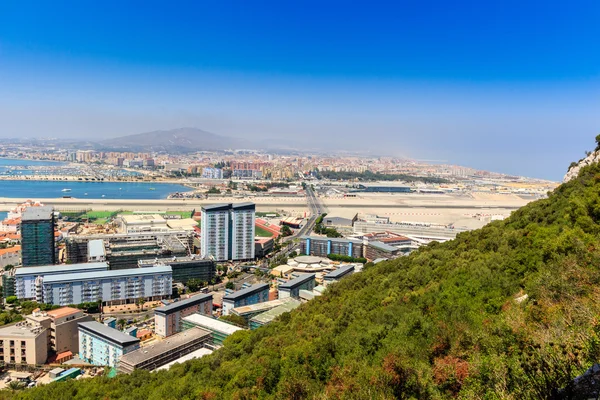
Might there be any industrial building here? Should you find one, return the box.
[15,262,110,300]
[138,256,216,284]
[181,314,243,346]
[118,327,211,373]
[249,299,302,330]
[323,265,355,284]
[21,206,55,267]
[201,203,255,261]
[222,283,269,315]
[41,266,173,306]
[299,236,363,259]
[78,321,140,368]
[278,274,316,299]
[65,231,194,269]
[154,293,213,337]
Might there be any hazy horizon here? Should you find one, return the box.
[1,1,599,181]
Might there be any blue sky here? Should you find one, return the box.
[0,1,599,180]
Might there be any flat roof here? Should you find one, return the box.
[154,347,213,372]
[231,298,295,316]
[300,236,362,244]
[22,206,53,221]
[78,321,140,347]
[87,240,105,258]
[201,203,231,212]
[182,313,244,335]
[278,274,315,290]
[250,299,301,325]
[324,264,355,279]
[46,307,82,319]
[0,322,45,338]
[120,327,211,365]
[43,265,172,284]
[15,262,109,277]
[231,202,255,211]
[154,293,213,315]
[368,241,398,252]
[223,283,269,301]
[120,214,166,223]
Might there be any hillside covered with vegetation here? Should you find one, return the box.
[7,158,600,399]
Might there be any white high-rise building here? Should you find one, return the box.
[201,203,255,261]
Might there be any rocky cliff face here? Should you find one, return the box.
[564,151,600,183]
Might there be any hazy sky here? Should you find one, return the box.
[0,1,599,180]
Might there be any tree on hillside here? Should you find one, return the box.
[596,133,600,151]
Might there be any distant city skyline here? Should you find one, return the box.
[0,1,599,180]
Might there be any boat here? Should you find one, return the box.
[61,188,71,192]
[101,195,106,198]
[149,188,156,190]
[84,193,88,196]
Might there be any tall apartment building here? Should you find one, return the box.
[201,203,255,261]
[154,293,213,337]
[78,321,140,367]
[21,206,55,266]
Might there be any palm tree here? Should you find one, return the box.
[7,381,25,391]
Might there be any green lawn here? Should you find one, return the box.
[255,226,275,237]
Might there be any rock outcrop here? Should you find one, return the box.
[563,151,600,183]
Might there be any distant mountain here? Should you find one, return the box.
[97,127,254,152]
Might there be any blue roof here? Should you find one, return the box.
[15,262,109,277]
[43,265,172,284]
[278,274,315,290]
[324,265,355,280]
[299,236,362,244]
[154,293,213,315]
[223,283,269,301]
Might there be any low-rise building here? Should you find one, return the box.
[78,321,140,368]
[323,265,355,284]
[154,293,213,337]
[0,246,21,269]
[231,298,296,321]
[278,274,316,299]
[181,314,243,346]
[87,239,106,262]
[118,327,211,373]
[118,214,169,234]
[139,256,216,285]
[365,241,402,260]
[222,283,269,315]
[249,299,302,330]
[26,307,92,356]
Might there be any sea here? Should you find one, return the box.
[0,158,189,200]
[0,180,190,200]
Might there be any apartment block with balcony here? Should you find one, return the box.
[78,321,140,368]
[0,321,48,365]
[201,203,255,261]
[222,283,269,315]
[154,293,213,337]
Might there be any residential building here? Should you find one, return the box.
[181,314,243,346]
[201,167,223,179]
[118,327,211,373]
[154,293,213,337]
[41,266,173,306]
[0,246,21,269]
[365,241,402,260]
[299,236,363,259]
[0,321,48,365]
[21,206,55,266]
[201,203,255,261]
[254,237,274,258]
[278,274,316,299]
[222,283,269,315]
[323,265,355,284]
[26,307,92,356]
[15,262,110,301]
[139,256,216,285]
[78,321,140,368]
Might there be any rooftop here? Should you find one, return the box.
[78,321,140,347]
[182,314,244,335]
[154,293,213,315]
[22,206,53,221]
[201,203,231,212]
[120,327,211,365]
[154,347,213,371]
[43,265,172,284]
[323,264,355,280]
[46,307,82,320]
[87,240,105,258]
[223,283,269,301]
[120,214,166,224]
[231,298,295,316]
[278,273,315,290]
[293,255,326,265]
[0,322,46,338]
[15,262,109,277]
[300,236,362,244]
[0,245,20,256]
[250,299,302,325]
[368,241,399,252]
